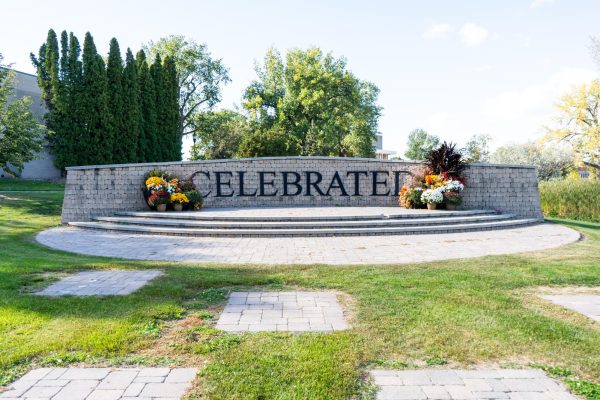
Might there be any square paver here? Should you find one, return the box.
[216,291,349,332]
[0,367,197,399]
[370,369,576,400]
[541,294,600,323]
[35,270,163,296]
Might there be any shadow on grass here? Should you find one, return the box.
[0,192,63,218]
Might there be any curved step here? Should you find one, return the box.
[115,208,497,222]
[94,213,516,230]
[69,218,541,237]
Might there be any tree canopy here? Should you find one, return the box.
[242,47,381,158]
[404,128,440,160]
[491,142,574,180]
[189,110,248,160]
[544,80,600,173]
[0,54,46,177]
[463,134,492,163]
[143,35,230,139]
[31,29,180,169]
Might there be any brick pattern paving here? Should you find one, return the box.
[37,223,579,265]
[370,369,576,400]
[35,270,163,297]
[542,294,600,322]
[0,367,197,399]
[215,291,349,332]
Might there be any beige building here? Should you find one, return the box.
[0,69,62,180]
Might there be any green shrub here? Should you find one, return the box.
[539,179,600,222]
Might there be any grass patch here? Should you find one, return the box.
[0,181,599,399]
[0,178,64,192]
[540,179,600,222]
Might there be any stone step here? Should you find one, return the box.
[69,218,541,237]
[114,208,497,222]
[94,213,516,229]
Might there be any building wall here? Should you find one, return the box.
[61,157,542,223]
[0,70,62,180]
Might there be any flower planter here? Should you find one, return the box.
[427,203,437,210]
[446,203,457,211]
[156,204,167,212]
[142,188,155,211]
[173,203,183,212]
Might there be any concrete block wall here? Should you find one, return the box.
[60,157,542,223]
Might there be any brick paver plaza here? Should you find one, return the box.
[542,294,600,323]
[0,367,197,399]
[37,223,579,265]
[216,291,349,332]
[35,270,163,296]
[370,369,576,400]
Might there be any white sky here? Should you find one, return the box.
[1,0,598,158]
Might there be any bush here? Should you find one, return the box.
[539,179,600,222]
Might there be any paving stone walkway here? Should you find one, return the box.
[0,367,197,399]
[542,294,600,323]
[370,369,576,400]
[35,270,163,296]
[215,291,349,332]
[37,224,579,265]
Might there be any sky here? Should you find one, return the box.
[2,0,599,158]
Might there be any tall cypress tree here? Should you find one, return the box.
[80,32,111,165]
[150,54,167,161]
[31,30,67,167]
[65,32,83,166]
[163,56,181,160]
[106,38,124,163]
[122,48,141,162]
[136,50,157,162]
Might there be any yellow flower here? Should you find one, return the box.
[146,176,166,189]
[170,193,189,204]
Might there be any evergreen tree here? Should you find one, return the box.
[80,32,111,165]
[106,38,124,163]
[150,54,167,161]
[65,32,83,166]
[31,30,68,167]
[136,50,157,162]
[121,48,141,162]
[162,56,181,160]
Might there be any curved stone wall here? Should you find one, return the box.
[60,157,542,222]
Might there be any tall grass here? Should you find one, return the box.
[540,179,600,222]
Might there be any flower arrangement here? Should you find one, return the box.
[142,170,203,212]
[170,193,189,204]
[398,143,468,211]
[145,176,167,191]
[444,180,464,193]
[147,191,170,212]
[421,188,444,208]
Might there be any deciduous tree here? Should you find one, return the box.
[189,110,248,160]
[491,142,574,180]
[243,47,381,158]
[463,134,492,163]
[0,54,46,177]
[544,80,600,173]
[143,35,230,140]
[404,128,440,160]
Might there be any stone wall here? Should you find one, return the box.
[60,157,542,223]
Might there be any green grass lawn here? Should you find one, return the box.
[1,179,599,399]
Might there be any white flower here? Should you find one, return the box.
[421,188,444,204]
[444,180,464,192]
